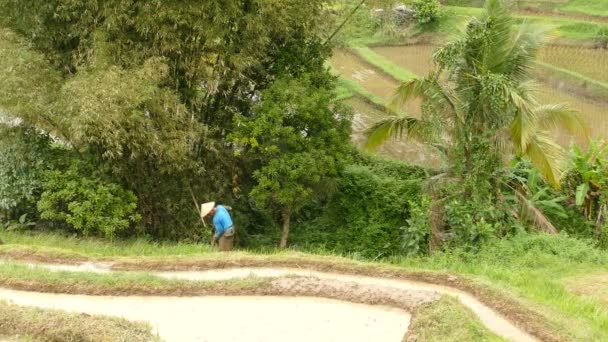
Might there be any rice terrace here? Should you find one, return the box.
[1,0,608,341]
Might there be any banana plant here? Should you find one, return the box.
[563,139,608,238]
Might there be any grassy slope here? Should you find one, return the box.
[336,76,390,110]
[0,300,160,342]
[406,296,506,342]
[338,4,607,52]
[395,234,608,341]
[1,230,608,341]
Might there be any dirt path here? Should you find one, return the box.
[0,288,410,342]
[2,262,537,342]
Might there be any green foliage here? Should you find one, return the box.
[561,140,608,241]
[595,26,608,49]
[0,28,62,134]
[364,0,589,252]
[231,75,351,245]
[290,155,427,258]
[0,0,100,72]
[0,126,56,218]
[413,0,441,25]
[37,162,140,238]
[443,198,505,250]
[401,196,431,256]
[0,0,335,239]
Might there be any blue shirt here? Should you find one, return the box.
[212,205,233,238]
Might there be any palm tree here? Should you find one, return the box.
[366,0,587,188]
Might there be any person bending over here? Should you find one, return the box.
[201,202,235,251]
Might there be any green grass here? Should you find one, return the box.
[335,1,607,46]
[0,230,216,257]
[407,296,506,342]
[444,0,608,18]
[0,299,161,342]
[395,234,608,341]
[335,81,355,101]
[350,46,418,82]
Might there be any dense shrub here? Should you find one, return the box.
[443,198,506,250]
[413,0,441,25]
[0,126,56,220]
[290,155,427,258]
[595,27,608,49]
[401,196,432,256]
[37,162,140,238]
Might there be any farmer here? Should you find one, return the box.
[201,202,235,251]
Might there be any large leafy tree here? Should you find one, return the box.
[0,0,335,238]
[231,76,352,247]
[366,0,587,188]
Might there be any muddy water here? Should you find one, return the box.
[156,268,536,342]
[371,45,608,142]
[0,288,411,342]
[331,50,422,117]
[372,45,437,78]
[346,97,442,167]
[330,50,439,167]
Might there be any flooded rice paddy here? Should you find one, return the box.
[538,45,608,83]
[346,97,442,167]
[370,45,607,140]
[331,50,422,117]
[334,44,606,159]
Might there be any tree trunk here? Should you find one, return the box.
[280,207,292,248]
[595,204,606,239]
[428,193,444,253]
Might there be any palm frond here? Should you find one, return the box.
[390,77,458,121]
[364,115,429,151]
[502,22,548,82]
[482,0,517,74]
[534,104,589,139]
[514,190,559,234]
[523,134,565,188]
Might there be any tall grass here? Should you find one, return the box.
[0,230,214,257]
